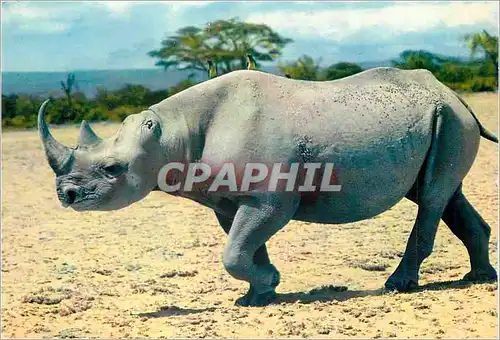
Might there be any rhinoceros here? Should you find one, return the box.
[38,67,498,306]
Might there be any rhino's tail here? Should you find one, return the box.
[455,93,498,143]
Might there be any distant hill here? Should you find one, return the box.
[358,59,393,69]
[2,61,392,98]
[2,69,203,98]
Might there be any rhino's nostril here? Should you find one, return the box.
[65,189,77,204]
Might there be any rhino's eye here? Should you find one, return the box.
[145,120,154,129]
[102,164,127,177]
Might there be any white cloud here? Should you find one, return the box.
[1,1,215,32]
[2,2,83,33]
[246,2,499,42]
[97,0,213,15]
[18,21,71,34]
[99,1,135,17]
[161,1,214,16]
[2,2,48,21]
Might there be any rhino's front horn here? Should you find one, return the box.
[38,99,74,175]
[78,120,102,147]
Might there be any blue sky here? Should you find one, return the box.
[2,1,498,72]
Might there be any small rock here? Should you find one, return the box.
[93,268,113,276]
[58,328,81,339]
[159,270,198,278]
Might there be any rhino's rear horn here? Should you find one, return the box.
[78,120,102,147]
[37,99,74,175]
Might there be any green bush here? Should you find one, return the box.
[469,76,497,92]
[86,107,108,122]
[446,76,497,92]
[393,48,498,92]
[324,62,364,80]
[107,105,146,122]
[1,78,196,129]
[9,116,27,128]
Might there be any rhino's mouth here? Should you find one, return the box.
[75,194,98,205]
[66,194,99,209]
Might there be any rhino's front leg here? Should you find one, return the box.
[222,193,300,306]
[215,212,271,267]
[215,211,274,306]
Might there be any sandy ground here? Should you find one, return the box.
[1,93,498,339]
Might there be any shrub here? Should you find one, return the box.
[107,105,146,122]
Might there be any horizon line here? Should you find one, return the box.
[1,58,397,73]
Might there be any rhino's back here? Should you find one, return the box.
[263,67,451,141]
[210,68,448,162]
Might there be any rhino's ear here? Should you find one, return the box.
[139,118,161,145]
[78,120,102,147]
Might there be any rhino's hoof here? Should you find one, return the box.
[384,276,418,292]
[234,288,277,307]
[463,267,498,282]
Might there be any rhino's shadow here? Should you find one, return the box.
[275,279,478,304]
[136,305,216,318]
[275,285,383,304]
[135,279,482,317]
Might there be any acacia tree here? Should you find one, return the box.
[464,30,498,82]
[148,18,293,75]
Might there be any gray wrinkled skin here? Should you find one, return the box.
[39,68,498,306]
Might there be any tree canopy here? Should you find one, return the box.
[324,62,364,81]
[464,30,498,81]
[278,55,322,80]
[148,18,293,75]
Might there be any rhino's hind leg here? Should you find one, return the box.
[442,186,497,282]
[222,193,300,306]
[385,204,445,291]
[386,104,469,291]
